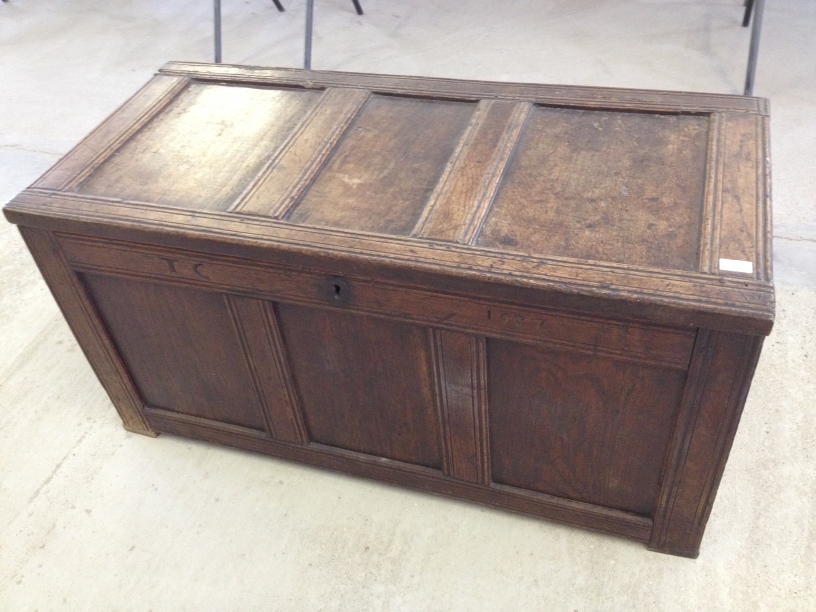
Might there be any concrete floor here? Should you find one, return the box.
[1,0,815,609]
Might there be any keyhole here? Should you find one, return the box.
[324,277,350,307]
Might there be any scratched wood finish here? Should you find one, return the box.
[286,94,475,234]
[79,83,320,210]
[487,339,688,516]
[3,63,774,558]
[277,304,443,469]
[82,273,269,431]
[477,107,711,270]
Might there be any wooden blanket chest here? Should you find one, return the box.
[4,63,774,557]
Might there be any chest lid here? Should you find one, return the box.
[4,62,774,334]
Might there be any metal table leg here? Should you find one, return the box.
[742,0,755,27]
[744,0,765,95]
[214,0,222,63]
[304,0,314,69]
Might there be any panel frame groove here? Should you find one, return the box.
[429,329,456,477]
[224,295,280,439]
[460,101,532,245]
[472,335,491,485]
[650,328,715,550]
[145,406,653,542]
[699,113,726,274]
[757,115,771,282]
[429,330,491,484]
[261,301,310,444]
[65,78,191,192]
[229,87,370,218]
[411,99,497,237]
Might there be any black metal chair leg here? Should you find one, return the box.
[214,0,222,63]
[272,0,285,12]
[302,0,363,70]
[304,0,314,69]
[744,0,765,95]
[742,0,755,27]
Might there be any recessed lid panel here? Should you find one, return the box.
[77,83,320,210]
[285,94,476,235]
[476,107,711,272]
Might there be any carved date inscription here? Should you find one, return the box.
[488,308,552,333]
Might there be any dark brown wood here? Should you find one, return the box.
[649,331,765,557]
[430,330,490,484]
[488,339,687,516]
[284,94,475,235]
[3,63,774,557]
[78,83,321,210]
[82,273,269,430]
[225,295,308,444]
[477,107,710,270]
[276,304,442,468]
[17,228,156,436]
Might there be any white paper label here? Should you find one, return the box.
[719,258,754,274]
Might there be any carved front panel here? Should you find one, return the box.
[74,239,693,522]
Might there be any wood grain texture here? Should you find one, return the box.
[82,273,268,430]
[17,228,155,435]
[145,408,653,542]
[284,94,475,235]
[56,235,697,369]
[716,114,762,277]
[759,115,772,282]
[160,62,767,115]
[430,330,489,484]
[231,88,370,218]
[32,75,189,192]
[699,113,726,274]
[276,303,442,469]
[78,83,320,210]
[5,193,775,336]
[4,66,775,557]
[477,107,711,271]
[412,100,530,243]
[487,338,688,516]
[225,295,308,444]
[649,331,765,557]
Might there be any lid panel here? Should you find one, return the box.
[77,83,320,210]
[284,94,476,236]
[477,106,711,271]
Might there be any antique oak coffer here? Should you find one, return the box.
[3,63,774,557]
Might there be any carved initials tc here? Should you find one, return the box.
[159,257,178,273]
[158,257,210,280]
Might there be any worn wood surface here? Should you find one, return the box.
[3,63,774,557]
